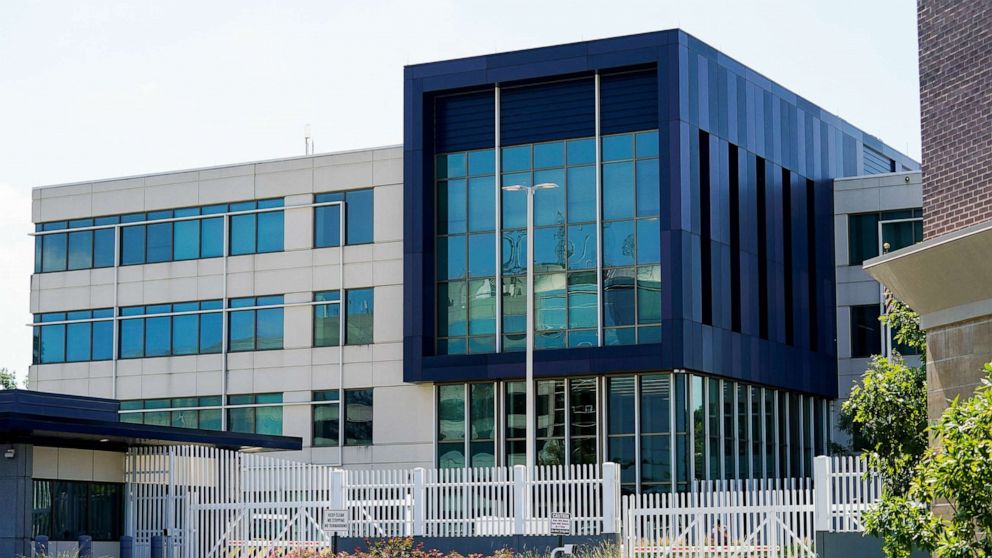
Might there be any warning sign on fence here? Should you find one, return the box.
[549,512,571,536]
[322,508,348,535]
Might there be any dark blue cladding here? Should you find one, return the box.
[435,90,495,153]
[500,77,595,146]
[404,30,918,398]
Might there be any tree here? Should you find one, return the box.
[0,368,16,390]
[864,364,992,558]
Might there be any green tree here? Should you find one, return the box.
[864,364,992,558]
[0,368,16,390]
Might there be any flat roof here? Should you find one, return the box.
[0,390,301,452]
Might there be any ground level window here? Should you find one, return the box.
[32,480,124,541]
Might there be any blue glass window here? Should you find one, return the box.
[65,322,91,362]
[314,189,374,247]
[228,296,284,351]
[468,279,496,336]
[533,227,565,270]
[637,265,662,324]
[256,307,283,350]
[635,131,659,158]
[173,212,200,261]
[636,219,660,264]
[199,312,222,354]
[501,230,527,275]
[119,319,144,359]
[567,224,596,269]
[41,233,67,272]
[534,141,564,169]
[313,291,342,347]
[40,324,65,363]
[467,233,496,277]
[93,227,116,268]
[120,224,146,266]
[534,273,566,331]
[346,288,374,345]
[603,268,636,327]
[468,177,496,232]
[438,282,467,338]
[67,230,93,270]
[314,201,341,248]
[567,271,597,329]
[144,316,171,357]
[92,320,113,360]
[439,180,466,235]
[603,220,635,267]
[534,169,565,225]
[603,162,635,220]
[229,201,257,256]
[566,166,596,223]
[501,173,530,229]
[603,133,634,162]
[468,150,495,176]
[502,145,531,173]
[172,314,198,355]
[438,235,466,280]
[636,159,660,217]
[567,138,595,165]
[228,310,254,352]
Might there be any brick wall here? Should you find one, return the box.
[918,0,992,239]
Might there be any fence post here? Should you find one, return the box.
[813,455,832,532]
[412,467,427,537]
[601,462,619,534]
[513,465,527,536]
[331,468,347,538]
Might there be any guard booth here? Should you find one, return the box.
[0,390,301,558]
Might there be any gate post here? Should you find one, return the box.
[513,465,527,535]
[813,456,833,532]
[412,468,427,536]
[330,468,347,510]
[601,462,619,534]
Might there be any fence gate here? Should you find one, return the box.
[622,479,816,558]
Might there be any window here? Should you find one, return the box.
[314,188,375,247]
[344,388,373,445]
[32,480,124,541]
[32,309,114,364]
[34,200,282,273]
[850,304,882,358]
[848,209,923,266]
[436,383,497,468]
[313,289,374,346]
[228,296,284,352]
[119,396,222,431]
[437,384,467,467]
[117,300,223,359]
[607,376,636,494]
[228,393,283,435]
[312,390,340,447]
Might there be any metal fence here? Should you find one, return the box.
[813,454,882,533]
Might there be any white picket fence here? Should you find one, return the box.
[126,446,620,558]
[126,446,877,558]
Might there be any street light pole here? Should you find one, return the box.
[502,182,558,473]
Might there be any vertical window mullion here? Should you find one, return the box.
[633,373,641,493]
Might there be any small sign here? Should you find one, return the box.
[549,512,571,536]
[322,508,348,535]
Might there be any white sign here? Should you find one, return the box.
[322,508,348,535]
[549,511,571,535]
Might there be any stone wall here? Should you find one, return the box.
[926,315,992,418]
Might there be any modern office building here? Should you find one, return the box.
[27,30,919,538]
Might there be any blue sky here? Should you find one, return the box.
[0,0,920,382]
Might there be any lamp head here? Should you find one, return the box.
[534,182,559,190]
[501,184,525,191]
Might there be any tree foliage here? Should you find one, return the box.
[864,365,992,558]
[0,368,16,390]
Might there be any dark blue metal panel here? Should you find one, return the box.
[435,89,495,153]
[600,68,658,135]
[500,78,595,146]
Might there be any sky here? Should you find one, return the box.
[0,0,921,384]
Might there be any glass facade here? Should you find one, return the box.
[119,396,223,430]
[32,480,124,541]
[436,373,829,493]
[436,130,660,354]
[228,296,284,352]
[34,199,286,273]
[314,189,374,246]
[312,388,375,447]
[227,393,284,435]
[848,208,923,266]
[32,309,113,364]
[118,300,223,359]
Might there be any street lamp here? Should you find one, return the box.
[501,182,559,472]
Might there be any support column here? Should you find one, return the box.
[0,443,33,557]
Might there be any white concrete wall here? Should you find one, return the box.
[29,146,434,469]
[832,171,922,444]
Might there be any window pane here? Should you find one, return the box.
[534,227,566,271]
[40,325,66,363]
[603,162,635,220]
[346,189,374,244]
[567,138,595,165]
[255,405,282,435]
[468,335,496,354]
[172,314,198,355]
[229,310,255,352]
[229,214,256,255]
[501,172,530,229]
[567,224,596,270]
[437,281,467,337]
[636,218,660,264]
[570,378,597,438]
[470,383,495,440]
[42,233,68,272]
[641,435,671,484]
[603,268,636,326]
[637,265,662,324]
[567,271,597,329]
[850,304,881,358]
[119,319,143,359]
[146,222,173,263]
[534,169,565,226]
[468,279,496,335]
[228,407,255,433]
[438,443,465,469]
[438,180,466,235]
[468,176,496,232]
[438,235,466,280]
[467,233,496,277]
[848,213,879,266]
[173,220,199,261]
[145,316,171,357]
[198,313,222,354]
[502,145,531,173]
[92,321,113,361]
[501,230,527,275]
[534,141,564,168]
[314,205,341,247]
[256,308,284,350]
[641,374,671,434]
[636,159,661,217]
[536,379,565,439]
[314,303,341,347]
[313,403,339,447]
[120,225,146,265]
[257,211,283,253]
[501,276,526,334]
[636,131,659,158]
[608,436,636,485]
[608,377,635,435]
[505,381,526,439]
[439,337,466,355]
[603,134,633,161]
[566,166,596,223]
[603,220,635,267]
[346,288,374,345]
[51,481,88,541]
[93,229,115,268]
[345,389,373,445]
[67,231,93,270]
[534,273,566,331]
[65,322,91,362]
[568,329,597,347]
[196,217,222,258]
[438,385,465,442]
[468,149,495,176]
